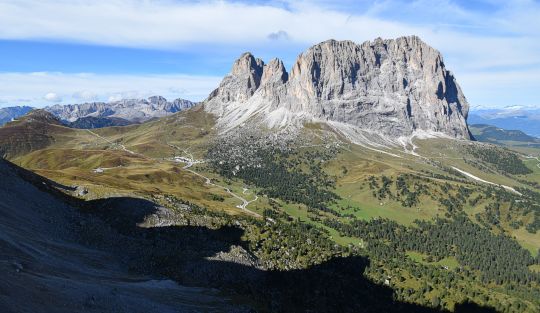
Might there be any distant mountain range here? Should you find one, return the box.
[66,116,133,129]
[469,123,540,146]
[0,96,195,128]
[47,96,194,123]
[469,107,540,138]
[0,106,33,126]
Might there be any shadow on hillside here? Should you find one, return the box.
[10,161,77,192]
[77,196,498,313]
[5,159,499,313]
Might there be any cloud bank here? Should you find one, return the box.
[0,0,539,108]
[0,72,221,107]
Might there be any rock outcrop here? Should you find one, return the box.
[204,36,471,140]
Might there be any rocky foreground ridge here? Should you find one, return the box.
[204,36,471,141]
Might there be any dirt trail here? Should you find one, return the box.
[86,129,138,156]
[451,166,522,195]
[525,155,540,170]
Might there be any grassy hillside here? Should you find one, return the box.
[2,107,540,312]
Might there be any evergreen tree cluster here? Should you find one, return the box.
[324,215,539,285]
[466,145,532,175]
[208,143,340,210]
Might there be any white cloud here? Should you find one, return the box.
[0,0,538,109]
[106,91,155,102]
[43,92,61,102]
[73,90,98,101]
[0,72,221,108]
[107,94,123,102]
[0,1,537,71]
[268,30,289,41]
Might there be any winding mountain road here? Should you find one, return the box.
[414,148,525,196]
[168,144,261,217]
[530,156,540,170]
[86,130,261,217]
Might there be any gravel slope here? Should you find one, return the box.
[0,159,241,313]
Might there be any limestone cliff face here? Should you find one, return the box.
[205,36,471,140]
[207,53,264,106]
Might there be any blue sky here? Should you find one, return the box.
[0,0,539,109]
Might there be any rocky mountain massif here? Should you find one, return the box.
[47,96,194,124]
[204,36,471,143]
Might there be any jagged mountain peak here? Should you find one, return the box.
[148,95,168,104]
[204,35,470,143]
[261,58,288,85]
[208,52,267,105]
[232,52,265,77]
